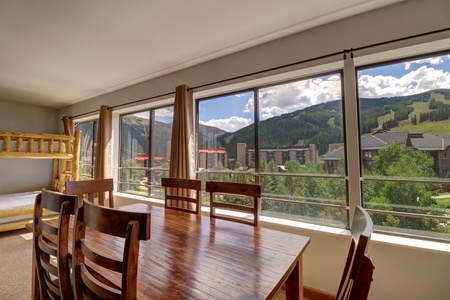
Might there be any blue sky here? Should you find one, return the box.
[199,54,450,132]
[198,92,254,132]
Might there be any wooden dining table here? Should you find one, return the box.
[32,203,310,300]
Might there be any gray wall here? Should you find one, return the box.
[0,99,57,193]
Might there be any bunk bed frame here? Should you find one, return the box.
[0,130,81,232]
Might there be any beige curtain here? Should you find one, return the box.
[62,116,74,136]
[94,105,112,180]
[168,85,196,208]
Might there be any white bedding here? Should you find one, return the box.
[0,191,39,210]
[0,191,59,229]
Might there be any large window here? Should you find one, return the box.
[357,51,450,240]
[117,48,450,241]
[119,106,174,197]
[197,91,256,204]
[197,73,347,227]
[75,120,97,180]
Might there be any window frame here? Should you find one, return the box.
[74,119,98,180]
[118,104,174,198]
[196,70,349,228]
[355,49,450,241]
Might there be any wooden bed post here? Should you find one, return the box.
[51,159,59,191]
[46,130,82,192]
[72,130,81,181]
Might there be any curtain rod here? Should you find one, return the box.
[187,27,449,91]
[69,27,449,120]
[69,91,176,119]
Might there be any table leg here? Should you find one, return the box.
[285,257,304,300]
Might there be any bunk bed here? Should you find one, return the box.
[0,130,81,232]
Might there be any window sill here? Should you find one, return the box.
[114,192,450,253]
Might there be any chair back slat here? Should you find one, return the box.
[206,181,261,226]
[65,178,114,208]
[72,199,151,300]
[33,190,77,300]
[161,177,201,214]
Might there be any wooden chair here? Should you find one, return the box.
[72,199,151,300]
[33,189,78,300]
[336,206,375,300]
[161,177,202,214]
[206,181,261,226]
[65,178,114,208]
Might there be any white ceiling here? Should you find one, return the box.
[0,0,402,109]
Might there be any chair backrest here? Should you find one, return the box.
[336,206,375,300]
[65,178,114,208]
[206,181,261,226]
[161,177,202,214]
[72,199,151,300]
[33,189,78,300]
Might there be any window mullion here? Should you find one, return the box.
[254,88,260,184]
[343,53,362,224]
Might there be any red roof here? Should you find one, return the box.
[134,155,166,161]
[198,148,227,154]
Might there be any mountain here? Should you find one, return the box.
[359,89,450,134]
[198,124,228,149]
[117,89,450,160]
[218,99,344,157]
[121,115,172,157]
[217,89,450,156]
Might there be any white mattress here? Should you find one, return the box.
[0,191,60,225]
[0,191,39,210]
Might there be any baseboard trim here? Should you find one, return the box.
[304,286,335,300]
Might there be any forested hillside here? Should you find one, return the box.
[121,115,172,157]
[217,89,450,156]
[218,99,344,157]
[359,89,450,134]
[118,89,450,158]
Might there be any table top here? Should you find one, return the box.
[106,203,310,300]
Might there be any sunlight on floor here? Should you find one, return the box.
[20,232,33,240]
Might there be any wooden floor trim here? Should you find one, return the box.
[304,286,335,300]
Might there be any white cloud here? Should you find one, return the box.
[133,111,150,119]
[133,107,174,123]
[199,116,252,132]
[359,66,450,98]
[404,57,445,70]
[258,74,342,119]
[154,107,174,123]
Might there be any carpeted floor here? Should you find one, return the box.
[0,228,33,300]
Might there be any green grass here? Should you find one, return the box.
[377,110,394,127]
[376,111,450,134]
[396,119,450,134]
[327,117,335,127]
[374,92,450,134]
[434,92,450,103]
[408,101,432,118]
[436,198,450,209]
